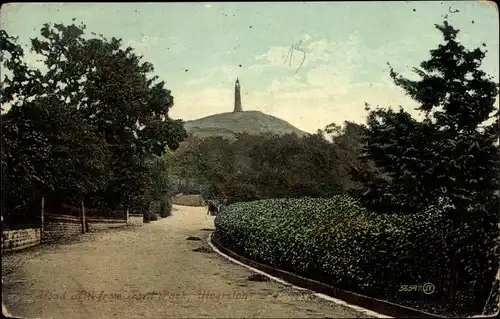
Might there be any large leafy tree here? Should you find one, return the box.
[1,29,111,212]
[1,31,51,223]
[1,21,187,220]
[358,20,499,308]
[26,22,187,210]
[326,121,381,194]
[359,20,499,217]
[136,155,173,214]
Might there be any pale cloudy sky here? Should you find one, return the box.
[1,2,498,133]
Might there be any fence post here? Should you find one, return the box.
[81,201,86,234]
[126,209,129,224]
[40,197,45,243]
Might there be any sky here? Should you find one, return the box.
[1,1,498,133]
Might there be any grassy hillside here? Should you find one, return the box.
[183,111,309,139]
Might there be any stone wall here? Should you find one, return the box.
[87,217,127,231]
[2,213,130,253]
[43,214,82,243]
[1,228,41,253]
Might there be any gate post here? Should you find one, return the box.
[81,201,86,234]
[40,197,45,243]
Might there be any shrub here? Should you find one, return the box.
[148,211,158,221]
[159,197,173,218]
[213,196,485,314]
[143,212,149,223]
[166,197,173,216]
[143,211,157,223]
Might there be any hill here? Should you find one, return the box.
[183,111,309,140]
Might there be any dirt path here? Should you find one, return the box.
[2,205,369,318]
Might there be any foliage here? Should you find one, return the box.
[169,128,366,203]
[214,196,485,316]
[1,22,186,220]
[356,20,499,309]
[358,20,499,218]
[148,211,159,221]
[159,197,173,218]
[1,30,52,220]
[134,155,173,212]
[1,106,51,210]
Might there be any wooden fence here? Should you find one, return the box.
[2,198,133,254]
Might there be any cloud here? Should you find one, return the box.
[127,36,159,47]
[249,36,362,96]
[185,64,241,87]
[255,46,290,65]
[173,70,420,134]
[173,34,498,133]
[171,79,422,133]
[185,67,220,86]
[172,36,416,131]
[172,87,233,120]
[244,80,420,133]
[177,35,439,131]
[253,34,362,74]
[185,77,209,86]
[126,36,186,55]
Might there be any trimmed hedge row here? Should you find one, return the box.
[213,195,479,314]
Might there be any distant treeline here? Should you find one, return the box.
[167,123,374,204]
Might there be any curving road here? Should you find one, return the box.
[2,205,370,318]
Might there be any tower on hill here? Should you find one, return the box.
[233,78,242,112]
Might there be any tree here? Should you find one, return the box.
[1,21,187,221]
[169,128,368,204]
[1,30,51,224]
[329,121,376,193]
[358,20,499,309]
[27,22,187,210]
[138,155,173,215]
[359,20,499,216]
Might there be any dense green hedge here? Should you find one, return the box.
[214,196,462,305]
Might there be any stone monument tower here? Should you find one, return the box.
[233,78,242,112]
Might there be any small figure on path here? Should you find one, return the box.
[206,197,228,219]
[207,200,219,219]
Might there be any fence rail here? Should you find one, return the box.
[55,204,126,220]
[85,208,127,220]
[2,198,133,254]
[3,200,128,231]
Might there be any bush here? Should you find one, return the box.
[143,210,157,223]
[166,197,173,215]
[214,196,486,314]
[149,211,158,221]
[159,197,173,218]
